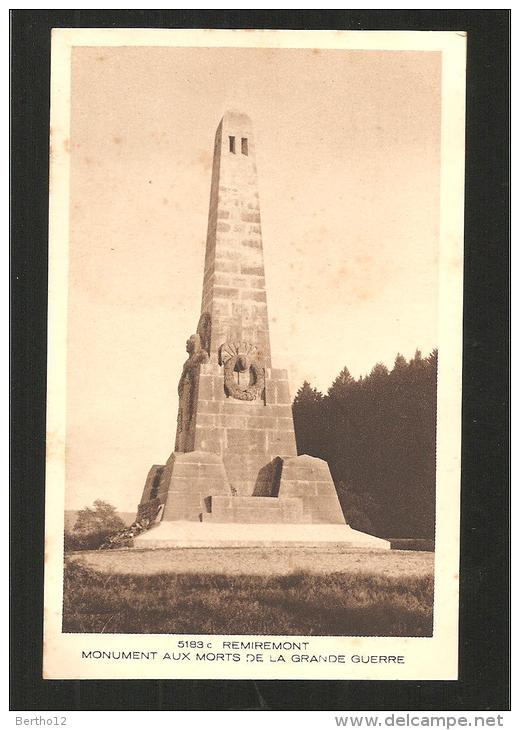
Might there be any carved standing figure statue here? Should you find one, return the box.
[177,333,209,436]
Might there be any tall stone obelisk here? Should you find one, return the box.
[134,111,389,549]
[174,110,297,485]
[200,111,272,368]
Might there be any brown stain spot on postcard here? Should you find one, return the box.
[336,265,350,281]
[46,429,66,464]
[196,149,213,171]
[355,287,372,302]
[450,255,462,272]
[44,536,51,564]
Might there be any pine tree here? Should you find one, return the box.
[393,353,408,371]
[292,381,327,458]
[328,367,355,399]
[293,381,323,406]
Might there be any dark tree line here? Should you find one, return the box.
[292,350,438,539]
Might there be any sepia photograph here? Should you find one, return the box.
[42,28,466,681]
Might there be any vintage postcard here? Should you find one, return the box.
[43,28,466,680]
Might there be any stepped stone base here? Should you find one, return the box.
[202,495,304,523]
[137,450,231,524]
[278,454,346,524]
[137,452,348,528]
[132,521,391,549]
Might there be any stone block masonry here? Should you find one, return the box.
[192,362,297,496]
[278,455,346,524]
[201,111,271,367]
[138,451,231,523]
[202,495,305,524]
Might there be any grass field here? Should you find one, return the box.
[63,548,434,637]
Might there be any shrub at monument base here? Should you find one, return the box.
[62,561,433,637]
[64,530,115,552]
[64,500,127,551]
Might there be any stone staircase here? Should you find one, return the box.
[201,495,304,523]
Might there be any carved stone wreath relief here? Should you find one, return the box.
[219,342,265,401]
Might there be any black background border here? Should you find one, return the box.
[10,9,510,711]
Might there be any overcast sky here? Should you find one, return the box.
[65,46,441,511]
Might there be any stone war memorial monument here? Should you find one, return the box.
[134,111,389,549]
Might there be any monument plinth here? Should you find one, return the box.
[134,111,389,549]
